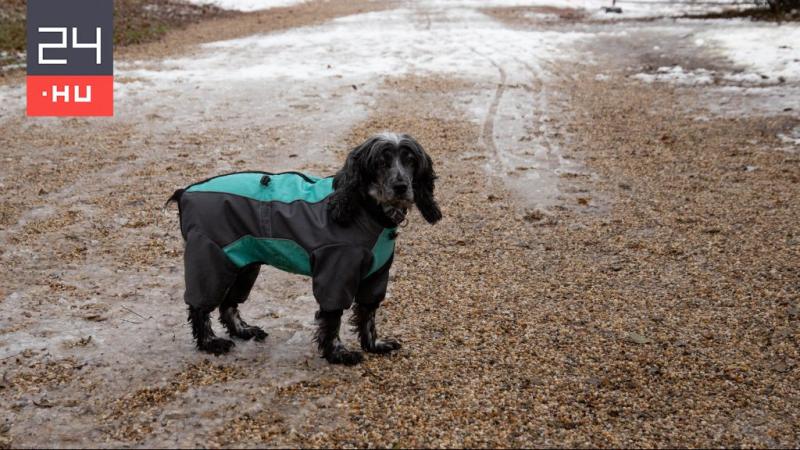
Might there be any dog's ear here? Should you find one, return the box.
[409,139,442,225]
[329,138,372,225]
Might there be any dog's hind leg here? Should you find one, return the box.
[184,230,237,354]
[219,265,268,341]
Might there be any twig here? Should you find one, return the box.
[0,352,23,361]
[361,367,383,380]
[121,305,147,320]
[32,399,53,408]
[120,318,142,325]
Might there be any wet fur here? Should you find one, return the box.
[350,303,402,354]
[177,133,440,364]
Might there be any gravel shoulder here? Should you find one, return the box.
[213,63,799,447]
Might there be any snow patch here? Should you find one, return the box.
[778,126,800,146]
[591,0,754,19]
[184,0,306,12]
[698,24,800,81]
[121,8,593,83]
[425,0,755,19]
[0,84,25,118]
[633,66,714,85]
[423,0,594,7]
[523,11,562,21]
[633,64,788,87]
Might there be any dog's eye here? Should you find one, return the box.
[401,151,416,166]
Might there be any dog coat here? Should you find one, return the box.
[175,171,397,312]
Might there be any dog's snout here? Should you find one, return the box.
[392,183,409,195]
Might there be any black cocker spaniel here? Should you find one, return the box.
[169,133,441,365]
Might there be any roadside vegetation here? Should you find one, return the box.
[0,0,231,76]
[684,0,800,20]
[0,0,25,71]
[762,0,800,13]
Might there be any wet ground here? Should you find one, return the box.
[0,0,799,447]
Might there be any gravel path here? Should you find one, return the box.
[1,1,798,447]
[214,67,799,447]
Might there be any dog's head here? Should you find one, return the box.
[329,132,442,226]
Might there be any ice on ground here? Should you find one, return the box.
[114,4,598,209]
[113,6,596,203]
[523,11,563,21]
[633,66,714,85]
[698,24,800,81]
[184,0,306,12]
[0,84,25,119]
[594,0,754,19]
[423,0,753,18]
[120,8,593,84]
[422,0,594,7]
[778,126,800,146]
[633,65,788,87]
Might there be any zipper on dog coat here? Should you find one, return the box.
[175,171,396,311]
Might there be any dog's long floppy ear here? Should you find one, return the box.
[406,136,442,224]
[329,138,373,225]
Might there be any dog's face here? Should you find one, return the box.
[366,142,418,210]
[330,132,442,225]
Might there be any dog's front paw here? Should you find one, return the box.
[238,326,268,342]
[199,337,235,355]
[325,347,364,365]
[367,338,402,354]
[248,327,269,342]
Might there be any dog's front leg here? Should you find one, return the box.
[188,306,235,355]
[351,303,401,354]
[314,309,364,365]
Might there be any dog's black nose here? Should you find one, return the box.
[393,183,408,195]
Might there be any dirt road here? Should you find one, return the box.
[0,0,798,447]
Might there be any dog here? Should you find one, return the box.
[168,133,441,365]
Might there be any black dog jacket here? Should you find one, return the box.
[174,171,396,312]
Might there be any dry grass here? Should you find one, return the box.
[117,0,396,62]
[0,0,232,76]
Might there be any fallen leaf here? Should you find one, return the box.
[84,314,107,322]
[33,398,53,408]
[628,333,651,344]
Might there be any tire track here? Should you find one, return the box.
[470,36,586,208]
[467,46,508,178]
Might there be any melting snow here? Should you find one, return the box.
[590,0,754,18]
[778,126,800,146]
[633,66,714,85]
[633,64,792,87]
[185,0,306,12]
[698,24,800,81]
[120,8,594,83]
